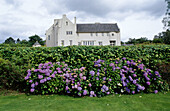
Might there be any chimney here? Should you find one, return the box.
[74,17,76,24]
[63,14,66,18]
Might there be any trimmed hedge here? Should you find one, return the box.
[0,45,169,91]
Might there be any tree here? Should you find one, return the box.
[16,38,20,43]
[4,37,15,44]
[162,29,170,44]
[28,34,44,46]
[162,0,170,30]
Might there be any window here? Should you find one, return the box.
[83,41,94,46]
[48,35,50,40]
[96,33,98,36]
[66,31,73,35]
[91,33,93,36]
[107,33,110,36]
[61,40,64,46]
[110,41,116,46]
[69,40,72,46]
[102,33,104,36]
[78,42,81,46]
[66,21,68,25]
[112,33,114,36]
[99,42,102,45]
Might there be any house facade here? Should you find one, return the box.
[46,14,121,47]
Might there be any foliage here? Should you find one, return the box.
[25,58,169,97]
[0,45,169,91]
[28,34,44,46]
[126,37,151,45]
[154,30,170,44]
[4,37,15,44]
[162,0,170,30]
[0,58,23,89]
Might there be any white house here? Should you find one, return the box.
[46,14,121,47]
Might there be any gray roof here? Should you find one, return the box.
[77,23,120,33]
[33,41,41,45]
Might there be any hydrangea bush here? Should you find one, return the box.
[25,58,169,97]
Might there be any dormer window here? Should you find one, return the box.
[112,33,114,36]
[66,21,68,25]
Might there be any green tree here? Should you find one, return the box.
[162,29,170,44]
[16,38,20,43]
[28,34,44,46]
[162,0,170,30]
[4,37,15,44]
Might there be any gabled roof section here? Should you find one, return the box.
[33,41,41,45]
[77,23,120,33]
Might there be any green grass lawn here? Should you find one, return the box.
[0,91,170,111]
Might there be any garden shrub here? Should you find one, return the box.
[0,58,21,89]
[25,58,169,97]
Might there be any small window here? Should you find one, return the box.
[78,42,81,46]
[83,41,94,46]
[99,42,102,45]
[61,40,64,46]
[107,33,110,36]
[110,41,116,46]
[96,33,98,36]
[91,33,93,36]
[48,35,50,40]
[69,40,72,46]
[66,21,68,25]
[102,33,104,36]
[112,33,114,36]
[66,31,72,35]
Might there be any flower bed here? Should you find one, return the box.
[25,58,169,97]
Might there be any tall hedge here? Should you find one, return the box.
[0,45,169,91]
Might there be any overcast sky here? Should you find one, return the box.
[0,0,167,43]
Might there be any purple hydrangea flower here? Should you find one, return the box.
[97,72,100,76]
[34,69,38,72]
[30,88,35,92]
[58,70,63,73]
[98,64,101,67]
[79,73,83,77]
[126,87,130,93]
[35,82,38,86]
[122,81,127,86]
[109,78,112,81]
[83,90,87,95]
[155,71,159,75]
[90,71,95,76]
[72,86,75,89]
[126,79,129,83]
[46,73,50,76]
[154,90,158,94]
[103,77,106,80]
[31,83,35,88]
[90,91,95,95]
[133,80,137,84]
[122,57,126,60]
[78,87,82,91]
[146,81,151,85]
[109,63,115,67]
[51,74,55,78]
[75,84,78,89]
[65,86,69,90]
[106,92,110,95]
[129,76,133,81]
[145,76,150,81]
[47,77,51,81]
[132,91,135,94]
[88,83,92,87]
[115,61,119,64]
[96,77,99,80]
[38,75,43,79]
[133,74,137,77]
[127,61,131,65]
[25,76,29,80]
[40,79,45,83]
[121,76,126,81]
[29,80,33,83]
